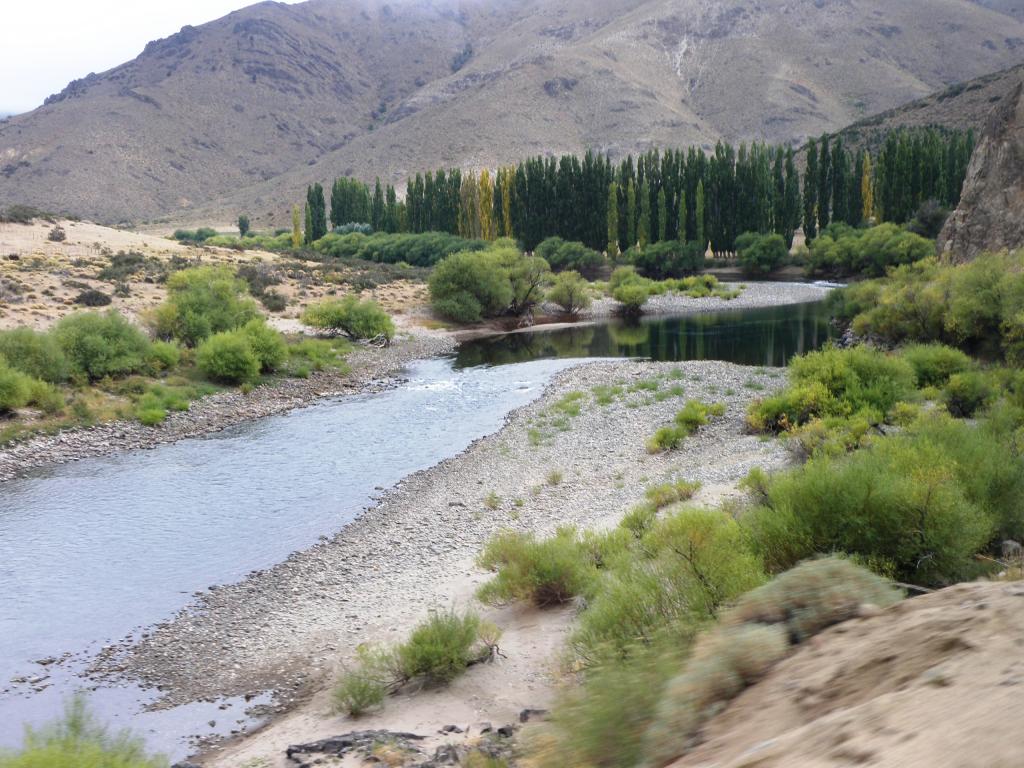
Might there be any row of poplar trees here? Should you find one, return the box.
[297,127,973,253]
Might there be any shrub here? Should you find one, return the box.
[646,401,722,453]
[645,479,701,509]
[943,371,995,417]
[0,697,167,768]
[429,250,514,323]
[0,327,69,382]
[260,289,288,312]
[535,237,604,277]
[28,380,64,415]
[741,431,997,584]
[477,528,598,607]
[333,647,393,717]
[54,311,152,381]
[196,331,260,384]
[901,343,972,387]
[748,345,915,433]
[302,296,395,340]
[612,282,649,316]
[806,223,934,277]
[240,319,287,372]
[146,341,181,372]
[314,231,487,267]
[547,271,592,315]
[736,232,788,276]
[48,224,67,242]
[620,503,658,538]
[0,362,33,413]
[148,266,258,346]
[397,609,484,684]
[74,289,111,307]
[626,240,704,280]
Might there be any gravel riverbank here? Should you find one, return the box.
[566,280,833,319]
[89,359,794,722]
[0,330,455,483]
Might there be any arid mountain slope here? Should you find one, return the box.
[2,0,1024,225]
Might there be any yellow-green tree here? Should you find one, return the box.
[291,205,302,248]
[479,169,495,240]
[458,171,482,239]
[499,167,514,238]
[861,154,874,223]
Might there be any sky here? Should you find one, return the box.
[0,0,300,115]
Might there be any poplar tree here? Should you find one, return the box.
[626,181,637,248]
[803,139,818,241]
[371,178,385,231]
[678,189,687,242]
[291,205,302,248]
[656,188,667,243]
[862,153,874,223]
[695,180,706,251]
[783,149,800,248]
[831,139,848,227]
[479,169,495,240]
[303,202,313,245]
[638,180,651,247]
[818,134,831,228]
[607,182,620,255]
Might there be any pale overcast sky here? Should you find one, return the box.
[0,0,300,115]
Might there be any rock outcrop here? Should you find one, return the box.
[939,76,1024,261]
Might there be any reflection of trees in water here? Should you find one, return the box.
[455,303,835,368]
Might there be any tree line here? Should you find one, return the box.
[297,127,973,254]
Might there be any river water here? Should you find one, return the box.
[0,301,834,757]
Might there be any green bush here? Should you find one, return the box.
[302,296,396,340]
[477,528,599,607]
[736,232,788,276]
[806,223,934,277]
[547,271,592,315]
[901,343,972,387]
[332,646,394,717]
[535,237,604,277]
[148,266,258,346]
[53,311,152,381]
[74,289,112,307]
[646,401,723,453]
[196,331,260,384]
[397,609,484,684]
[314,231,487,267]
[146,341,181,372]
[748,345,915,433]
[0,362,33,413]
[429,250,514,323]
[612,282,649,316]
[626,240,704,280]
[943,371,995,417]
[0,327,69,382]
[645,479,701,509]
[741,429,997,585]
[0,697,167,768]
[572,508,764,663]
[241,319,287,372]
[28,379,64,415]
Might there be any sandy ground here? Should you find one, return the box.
[0,219,428,332]
[672,580,1024,768]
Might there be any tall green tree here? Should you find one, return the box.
[638,180,651,247]
[695,180,706,251]
[607,182,620,255]
[803,138,819,241]
[305,183,327,242]
[818,134,831,228]
[783,149,800,248]
[626,181,637,248]
[677,189,688,242]
[656,188,667,243]
[371,178,385,231]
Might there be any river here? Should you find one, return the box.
[0,301,834,758]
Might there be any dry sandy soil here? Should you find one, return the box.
[673,580,1024,768]
[0,219,428,332]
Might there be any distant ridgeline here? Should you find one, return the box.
[307,127,973,254]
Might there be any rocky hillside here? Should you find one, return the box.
[2,0,1024,225]
[939,77,1024,260]
[672,581,1024,768]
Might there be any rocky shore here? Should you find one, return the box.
[565,280,833,319]
[90,359,793,726]
[0,330,455,483]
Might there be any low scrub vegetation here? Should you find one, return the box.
[805,222,934,277]
[302,296,395,341]
[0,697,167,768]
[314,231,487,267]
[535,237,604,277]
[735,231,788,276]
[646,400,725,453]
[333,609,499,716]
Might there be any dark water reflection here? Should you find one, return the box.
[456,301,836,369]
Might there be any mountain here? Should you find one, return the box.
[2,0,1024,225]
